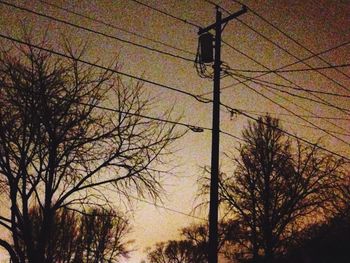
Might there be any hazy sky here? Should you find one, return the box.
[0,0,349,262]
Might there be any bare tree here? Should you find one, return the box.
[76,208,133,263]
[145,221,238,263]
[0,35,182,263]
[21,206,132,263]
[199,116,345,262]
[146,240,204,263]
[331,171,350,218]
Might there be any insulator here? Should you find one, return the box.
[199,33,213,63]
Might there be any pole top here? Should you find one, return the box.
[198,5,247,35]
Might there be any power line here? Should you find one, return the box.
[218,9,350,119]
[230,71,350,114]
[204,2,350,118]
[33,0,350,114]
[229,0,350,85]
[0,32,247,142]
[231,13,350,94]
[234,110,350,137]
[0,33,209,104]
[229,63,350,74]
[235,109,350,121]
[223,19,350,116]
[219,40,350,133]
[217,40,350,134]
[226,73,350,148]
[128,0,201,29]
[250,81,350,135]
[4,3,347,159]
[221,43,350,131]
[222,39,350,89]
[0,0,194,63]
[230,73,350,99]
[201,1,350,159]
[201,1,350,160]
[280,122,350,138]
[36,0,195,56]
[221,103,350,162]
[201,39,350,96]
[2,47,346,186]
[127,195,207,221]
[220,130,244,142]
[200,2,350,136]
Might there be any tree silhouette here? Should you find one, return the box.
[276,211,350,263]
[146,224,208,263]
[145,221,238,263]
[77,208,132,263]
[199,116,345,262]
[20,206,132,262]
[0,34,182,263]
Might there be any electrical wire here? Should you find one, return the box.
[6,85,208,133]
[223,47,350,135]
[226,73,350,148]
[36,0,195,56]
[0,0,195,63]
[233,87,349,137]
[131,0,350,160]
[221,103,350,162]
[198,1,350,159]
[225,70,350,134]
[128,0,201,29]
[229,63,350,74]
[0,33,249,142]
[126,194,208,221]
[229,0,350,85]
[214,39,350,134]
[234,110,350,137]
[235,109,350,121]
[229,71,350,114]
[232,14,350,94]
[219,40,350,133]
[229,73,350,99]
[197,2,350,137]
[202,1,350,118]
[2,7,348,161]
[192,5,350,153]
[216,6,350,117]
[201,39,350,95]
[223,23,350,116]
[203,0,224,10]
[253,82,350,135]
[0,33,210,104]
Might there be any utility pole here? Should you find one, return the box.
[198,5,247,263]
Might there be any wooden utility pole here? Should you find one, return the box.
[198,5,247,263]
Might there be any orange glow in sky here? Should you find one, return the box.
[0,0,349,262]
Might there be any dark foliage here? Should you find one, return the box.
[20,207,132,263]
[145,221,239,263]
[275,213,350,263]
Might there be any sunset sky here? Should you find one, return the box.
[0,0,349,262]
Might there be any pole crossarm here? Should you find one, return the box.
[198,5,247,35]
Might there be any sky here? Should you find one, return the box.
[0,0,349,262]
